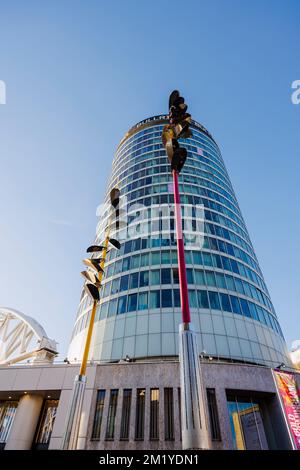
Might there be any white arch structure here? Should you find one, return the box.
[0,307,58,365]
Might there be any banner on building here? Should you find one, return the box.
[273,370,300,450]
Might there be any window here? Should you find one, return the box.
[206,389,221,441]
[173,289,181,307]
[108,299,117,317]
[135,389,146,440]
[230,295,242,315]
[209,291,221,310]
[117,296,127,315]
[240,299,251,318]
[161,268,171,284]
[215,273,226,289]
[111,278,120,295]
[105,390,118,440]
[186,268,194,284]
[138,292,148,311]
[150,269,160,285]
[227,395,269,450]
[164,388,174,440]
[195,269,205,285]
[140,271,149,287]
[34,399,59,449]
[0,400,18,447]
[162,290,172,308]
[172,268,179,284]
[150,389,159,440]
[188,290,198,308]
[140,253,149,267]
[120,389,132,440]
[128,294,137,312]
[92,390,106,439]
[150,291,160,309]
[206,271,216,287]
[198,290,209,309]
[220,293,232,312]
[129,272,139,289]
[120,275,129,291]
[131,255,140,269]
[161,251,171,264]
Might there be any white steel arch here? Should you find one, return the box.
[0,307,58,365]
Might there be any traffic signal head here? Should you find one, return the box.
[110,188,120,208]
[84,282,100,301]
[171,146,187,173]
[108,238,121,250]
[81,270,101,287]
[83,258,104,273]
[168,90,192,139]
[86,245,105,253]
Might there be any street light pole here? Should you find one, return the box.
[163,91,210,450]
[61,190,120,450]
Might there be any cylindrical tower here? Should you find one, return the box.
[68,115,290,368]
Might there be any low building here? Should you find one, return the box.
[0,360,298,450]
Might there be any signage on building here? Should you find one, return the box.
[273,370,300,450]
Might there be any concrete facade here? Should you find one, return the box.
[0,360,298,450]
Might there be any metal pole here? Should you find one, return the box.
[173,169,210,450]
[61,234,110,450]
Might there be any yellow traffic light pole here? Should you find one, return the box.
[62,188,120,450]
[79,233,109,377]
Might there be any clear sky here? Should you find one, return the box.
[0,0,299,359]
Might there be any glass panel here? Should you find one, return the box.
[162,290,172,308]
[198,290,209,309]
[150,389,159,440]
[35,399,59,446]
[117,296,127,315]
[128,294,137,312]
[161,268,171,284]
[140,271,149,287]
[0,401,18,444]
[138,292,148,311]
[135,389,146,440]
[105,390,118,439]
[164,388,174,440]
[91,390,106,439]
[120,389,132,440]
[150,291,160,309]
[227,397,269,450]
[150,269,160,285]
[206,389,221,440]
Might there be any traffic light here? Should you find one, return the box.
[84,282,100,301]
[168,90,192,140]
[162,90,192,174]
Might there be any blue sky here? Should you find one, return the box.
[0,0,299,358]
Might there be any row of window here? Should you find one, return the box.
[104,223,259,278]
[110,151,233,205]
[110,157,234,203]
[73,288,281,340]
[114,125,223,178]
[123,171,239,218]
[102,249,268,301]
[96,267,271,313]
[125,181,247,237]
[112,135,229,194]
[91,387,220,442]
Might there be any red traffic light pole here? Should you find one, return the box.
[163,91,210,450]
[173,168,190,324]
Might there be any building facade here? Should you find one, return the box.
[0,115,297,451]
[68,115,290,368]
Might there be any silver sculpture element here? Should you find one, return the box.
[0,307,58,365]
